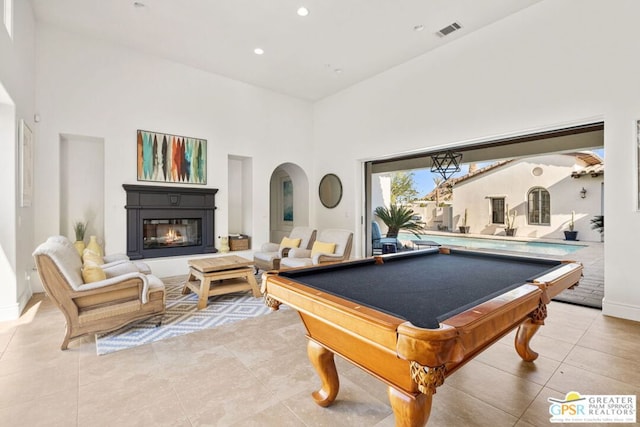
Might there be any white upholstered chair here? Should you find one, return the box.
[253,227,317,272]
[280,228,353,269]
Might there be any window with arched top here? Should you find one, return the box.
[528,187,550,225]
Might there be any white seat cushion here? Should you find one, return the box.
[254,251,279,263]
[280,257,314,268]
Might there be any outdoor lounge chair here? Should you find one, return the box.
[372,221,402,254]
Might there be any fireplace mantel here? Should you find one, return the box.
[123,184,219,259]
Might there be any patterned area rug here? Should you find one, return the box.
[95,275,272,355]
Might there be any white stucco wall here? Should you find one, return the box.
[451,155,603,242]
[313,0,640,320]
[33,24,314,279]
[0,0,35,319]
[2,0,638,322]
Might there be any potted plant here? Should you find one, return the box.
[505,205,517,236]
[459,208,470,234]
[374,205,425,238]
[564,211,578,241]
[73,220,88,255]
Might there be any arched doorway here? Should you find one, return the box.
[268,163,310,243]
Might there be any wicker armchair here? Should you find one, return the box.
[33,237,165,350]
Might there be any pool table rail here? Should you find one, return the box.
[397,283,543,369]
[532,261,583,300]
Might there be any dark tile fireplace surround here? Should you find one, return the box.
[123,184,218,259]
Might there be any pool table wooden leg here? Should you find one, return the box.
[515,302,547,362]
[307,340,339,407]
[388,387,433,427]
[263,294,281,310]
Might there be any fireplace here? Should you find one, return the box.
[123,184,218,259]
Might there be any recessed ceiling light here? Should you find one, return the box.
[254,48,264,55]
[297,7,310,17]
[334,68,343,75]
[413,24,424,32]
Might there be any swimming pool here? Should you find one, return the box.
[398,232,585,256]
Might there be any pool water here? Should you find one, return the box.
[398,233,585,256]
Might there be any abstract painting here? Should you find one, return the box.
[137,130,206,184]
[283,179,293,221]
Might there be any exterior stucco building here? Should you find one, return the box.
[450,153,603,242]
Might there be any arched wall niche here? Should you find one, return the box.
[268,163,310,243]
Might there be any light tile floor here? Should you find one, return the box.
[0,290,638,426]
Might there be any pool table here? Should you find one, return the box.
[262,247,582,427]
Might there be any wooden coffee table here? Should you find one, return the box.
[182,255,261,310]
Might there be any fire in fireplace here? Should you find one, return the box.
[143,218,202,249]
[123,184,218,259]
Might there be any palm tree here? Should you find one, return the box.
[432,177,443,205]
[374,205,425,238]
[590,215,604,234]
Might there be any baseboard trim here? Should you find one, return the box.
[602,298,640,322]
[0,302,21,321]
[0,287,33,322]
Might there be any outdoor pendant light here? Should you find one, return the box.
[430,150,463,181]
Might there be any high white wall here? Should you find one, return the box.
[313,0,640,320]
[0,0,35,320]
[33,24,314,279]
[4,0,639,322]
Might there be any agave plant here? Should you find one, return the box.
[374,205,424,238]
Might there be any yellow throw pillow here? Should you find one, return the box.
[280,237,302,249]
[311,241,336,257]
[82,248,104,265]
[82,264,106,284]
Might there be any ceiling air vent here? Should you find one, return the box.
[436,22,462,37]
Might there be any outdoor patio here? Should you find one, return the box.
[548,241,603,309]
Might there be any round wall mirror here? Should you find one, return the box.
[319,173,343,208]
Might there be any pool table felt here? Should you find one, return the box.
[279,250,564,329]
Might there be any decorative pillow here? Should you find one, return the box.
[82,248,104,265]
[311,241,336,257]
[280,237,302,249]
[82,264,106,284]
